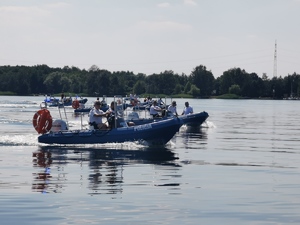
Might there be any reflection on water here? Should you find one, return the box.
[32,150,63,194]
[3,97,300,224]
[178,126,208,148]
[32,146,179,195]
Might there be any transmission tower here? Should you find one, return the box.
[273,40,277,78]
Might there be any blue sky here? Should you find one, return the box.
[1,0,300,78]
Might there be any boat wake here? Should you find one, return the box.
[0,134,39,146]
[43,141,147,150]
[0,133,176,149]
[201,120,216,128]
[179,120,216,132]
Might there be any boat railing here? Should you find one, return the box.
[112,96,127,128]
[57,104,70,130]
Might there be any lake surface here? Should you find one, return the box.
[1,96,300,225]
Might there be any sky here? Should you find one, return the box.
[1,0,300,78]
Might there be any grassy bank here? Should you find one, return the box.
[0,91,16,96]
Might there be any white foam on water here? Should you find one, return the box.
[38,141,147,151]
[202,120,216,128]
[166,139,176,148]
[0,134,39,146]
[0,131,153,149]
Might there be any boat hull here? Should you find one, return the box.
[181,111,209,128]
[74,105,109,113]
[48,98,88,107]
[38,117,183,146]
[127,111,209,128]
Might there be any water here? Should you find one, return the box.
[1,96,300,225]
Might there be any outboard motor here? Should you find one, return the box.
[50,119,68,132]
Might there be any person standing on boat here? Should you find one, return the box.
[89,101,108,129]
[182,102,193,115]
[106,101,118,127]
[150,100,162,118]
[168,101,178,117]
[107,101,122,116]
[157,98,164,106]
[106,101,134,128]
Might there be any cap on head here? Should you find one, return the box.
[172,101,176,105]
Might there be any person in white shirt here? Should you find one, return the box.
[89,101,108,129]
[168,101,178,116]
[182,102,193,115]
[149,100,162,118]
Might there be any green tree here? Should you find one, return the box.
[43,72,65,94]
[229,84,241,95]
[159,71,177,95]
[184,81,192,94]
[190,65,214,96]
[174,84,182,94]
[60,76,72,93]
[133,80,146,95]
[145,74,160,94]
[188,84,200,97]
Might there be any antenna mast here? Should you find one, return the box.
[273,40,277,78]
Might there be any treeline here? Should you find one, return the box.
[0,64,299,99]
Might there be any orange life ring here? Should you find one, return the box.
[32,109,53,134]
[72,100,80,109]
